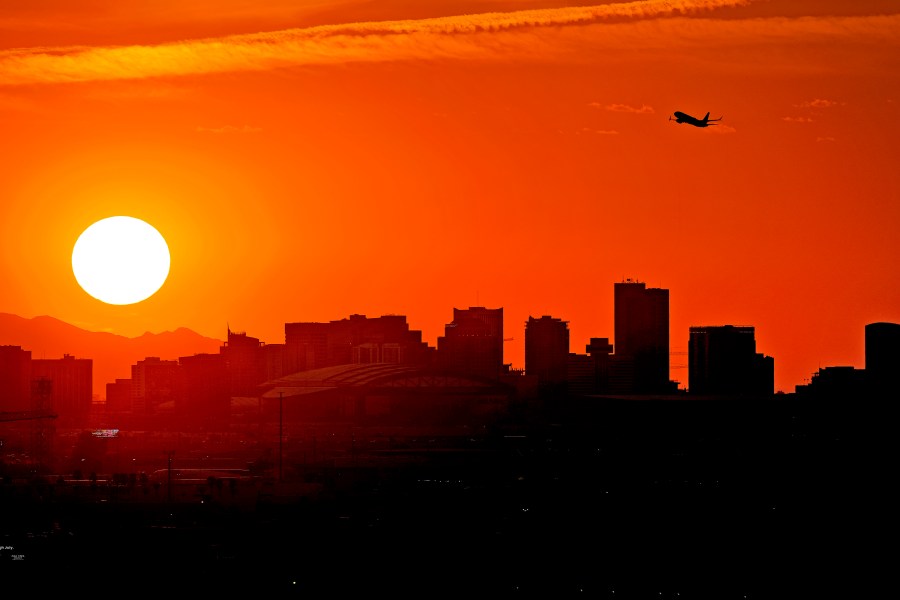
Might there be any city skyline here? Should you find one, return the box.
[5,293,893,405]
[2,1,899,396]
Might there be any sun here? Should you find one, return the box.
[72,216,170,305]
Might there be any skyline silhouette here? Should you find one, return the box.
[3,279,895,429]
[0,291,890,402]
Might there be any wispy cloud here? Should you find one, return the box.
[576,127,620,135]
[196,125,262,134]
[594,103,655,114]
[708,124,737,134]
[782,116,814,123]
[0,0,753,85]
[816,136,836,143]
[795,99,841,108]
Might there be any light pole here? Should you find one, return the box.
[278,391,283,483]
[165,450,174,503]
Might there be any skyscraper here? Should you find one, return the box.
[525,315,569,388]
[131,357,181,417]
[865,322,900,397]
[612,279,672,394]
[437,307,504,379]
[31,354,92,426]
[689,325,774,396]
[0,345,32,413]
[284,314,432,373]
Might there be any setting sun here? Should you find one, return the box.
[71,216,170,305]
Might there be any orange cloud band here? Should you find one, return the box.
[2,0,897,86]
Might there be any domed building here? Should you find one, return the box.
[256,363,516,431]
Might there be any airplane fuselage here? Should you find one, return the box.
[671,111,719,127]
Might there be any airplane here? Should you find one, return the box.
[669,111,722,127]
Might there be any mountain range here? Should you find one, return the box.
[0,313,223,399]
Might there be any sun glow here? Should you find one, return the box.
[72,216,170,305]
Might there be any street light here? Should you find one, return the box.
[279,391,283,483]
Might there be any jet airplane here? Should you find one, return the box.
[669,111,722,127]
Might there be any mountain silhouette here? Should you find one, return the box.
[0,313,223,399]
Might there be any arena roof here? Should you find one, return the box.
[258,363,511,399]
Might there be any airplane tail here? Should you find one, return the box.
[703,112,710,122]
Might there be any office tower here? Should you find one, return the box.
[106,378,134,414]
[179,353,229,424]
[865,322,900,397]
[612,279,671,393]
[31,354,92,426]
[285,314,432,373]
[586,337,614,393]
[0,345,32,413]
[525,315,570,388]
[131,357,181,417]
[437,307,504,379]
[221,329,267,396]
[688,325,774,396]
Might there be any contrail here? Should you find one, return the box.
[0,0,751,85]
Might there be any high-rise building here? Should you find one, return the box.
[437,307,503,379]
[688,325,774,396]
[105,378,134,415]
[525,316,570,388]
[131,357,181,416]
[31,354,92,426]
[795,366,865,399]
[0,345,32,413]
[220,328,286,393]
[285,314,433,373]
[586,337,614,393]
[865,322,900,397]
[179,353,229,425]
[612,279,672,393]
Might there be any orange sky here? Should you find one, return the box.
[1,0,898,393]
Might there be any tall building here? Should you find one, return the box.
[131,357,181,417]
[106,378,134,415]
[795,366,865,399]
[179,353,229,425]
[220,328,286,395]
[437,307,504,379]
[525,316,570,388]
[688,325,774,396]
[865,322,900,397]
[0,345,32,413]
[612,279,672,393]
[566,353,596,396]
[586,337,614,393]
[285,314,433,373]
[31,354,92,426]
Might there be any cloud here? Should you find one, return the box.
[0,0,754,85]
[196,125,262,134]
[576,127,620,135]
[597,103,655,114]
[2,1,898,87]
[782,116,814,123]
[795,99,840,108]
[816,136,836,143]
[707,124,737,134]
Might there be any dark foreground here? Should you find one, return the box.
[0,395,881,596]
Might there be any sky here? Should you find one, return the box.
[1,0,898,393]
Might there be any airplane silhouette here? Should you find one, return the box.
[669,111,722,127]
